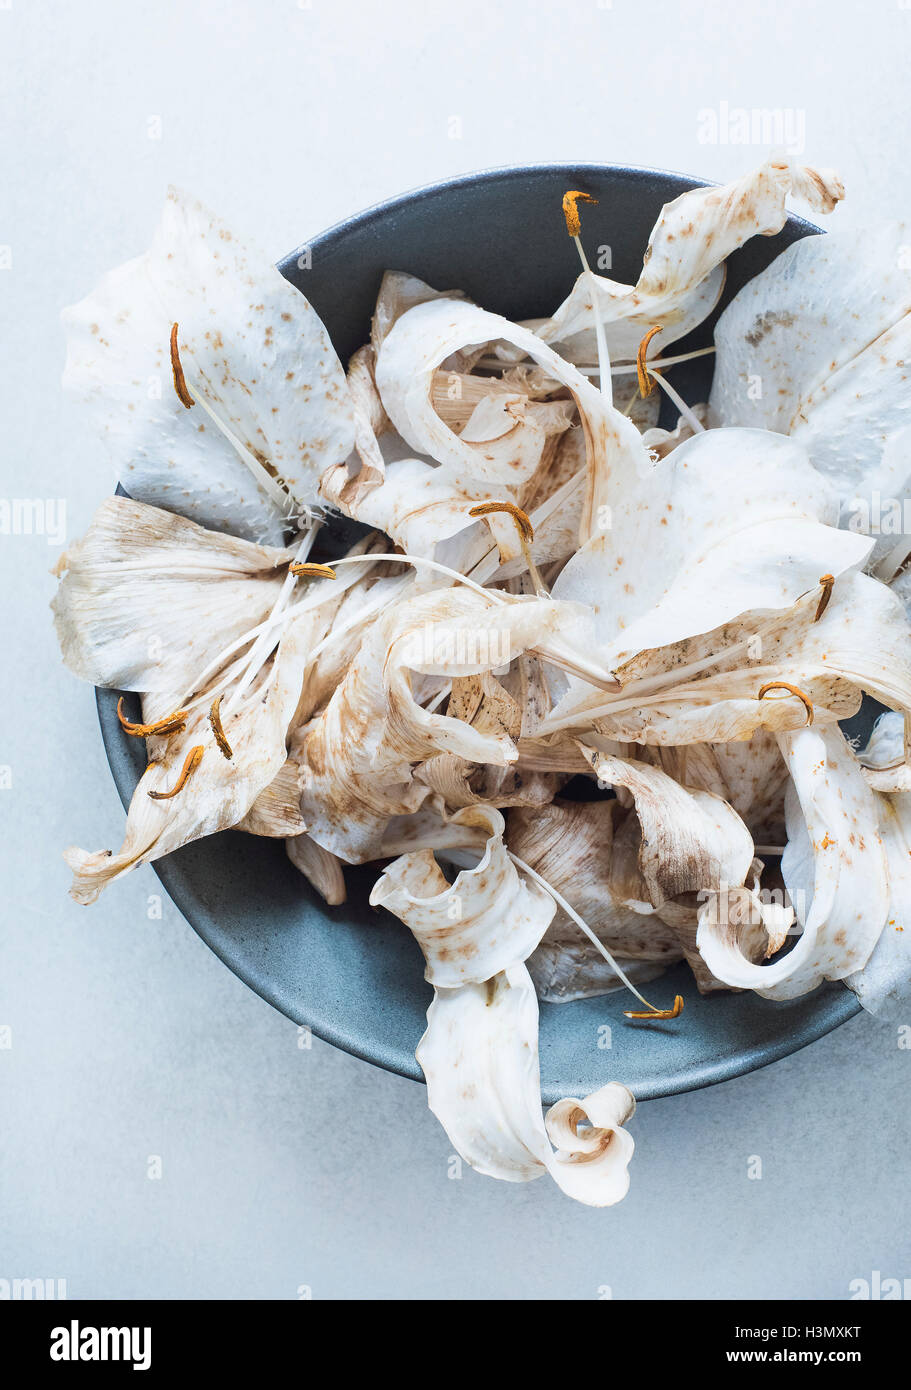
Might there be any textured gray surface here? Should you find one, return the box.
[2,0,910,1300]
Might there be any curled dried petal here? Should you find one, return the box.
[416,963,636,1205]
[369,805,555,986]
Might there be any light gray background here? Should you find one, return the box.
[2,0,909,1300]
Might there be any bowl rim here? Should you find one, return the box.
[278,157,824,280]
[96,160,861,1103]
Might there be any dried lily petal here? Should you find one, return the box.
[507,800,682,1003]
[552,428,873,686]
[334,344,388,505]
[710,222,911,564]
[371,270,469,356]
[322,418,584,577]
[416,963,635,1205]
[238,759,307,837]
[697,725,890,998]
[297,586,571,861]
[321,454,493,561]
[53,497,294,693]
[508,800,681,956]
[415,672,560,810]
[62,187,355,542]
[658,734,789,846]
[536,156,844,365]
[286,832,347,906]
[543,569,911,749]
[846,790,911,1017]
[374,294,649,541]
[857,711,906,781]
[543,1082,636,1207]
[376,802,493,858]
[640,403,709,460]
[63,600,333,903]
[577,739,756,990]
[370,805,555,986]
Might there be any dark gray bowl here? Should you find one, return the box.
[96,163,859,1104]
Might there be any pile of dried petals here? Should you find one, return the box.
[54,156,911,1206]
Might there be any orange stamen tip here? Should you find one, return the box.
[624,994,685,1021]
[148,745,204,800]
[170,323,194,409]
[815,574,835,622]
[289,561,337,580]
[757,681,814,725]
[208,695,233,761]
[117,695,188,739]
[636,324,664,398]
[562,189,598,239]
[468,501,535,543]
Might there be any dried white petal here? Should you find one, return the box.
[369,805,555,986]
[537,156,843,363]
[416,964,635,1205]
[53,497,292,692]
[63,187,355,541]
[508,799,681,1003]
[286,833,347,906]
[697,725,890,997]
[553,428,872,679]
[711,223,911,526]
[64,603,330,903]
[298,586,571,861]
[846,791,911,1017]
[374,295,649,541]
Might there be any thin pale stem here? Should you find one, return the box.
[474,346,716,377]
[223,525,320,717]
[508,851,674,1015]
[534,595,819,736]
[572,235,612,407]
[649,370,705,434]
[328,555,618,690]
[423,682,452,714]
[176,554,379,705]
[185,383,293,515]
